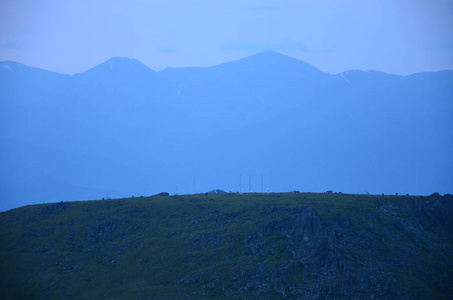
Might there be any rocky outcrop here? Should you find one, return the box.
[263,206,323,242]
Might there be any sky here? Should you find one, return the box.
[0,0,452,75]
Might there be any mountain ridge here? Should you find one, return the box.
[0,60,69,76]
[76,56,157,75]
[0,51,452,211]
[5,51,452,77]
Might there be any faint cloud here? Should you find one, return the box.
[225,41,308,52]
[156,47,177,53]
[2,41,17,49]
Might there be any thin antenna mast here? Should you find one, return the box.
[261,174,264,193]
[240,173,242,193]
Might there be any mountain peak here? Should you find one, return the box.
[98,57,154,71]
[250,50,284,57]
[247,50,317,67]
[213,50,322,75]
[77,57,156,77]
[104,57,140,67]
[227,50,297,64]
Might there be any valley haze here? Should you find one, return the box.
[0,51,452,211]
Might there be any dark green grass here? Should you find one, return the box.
[0,192,451,299]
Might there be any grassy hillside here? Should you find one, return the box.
[1,192,452,299]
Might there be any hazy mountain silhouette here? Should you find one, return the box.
[1,52,452,211]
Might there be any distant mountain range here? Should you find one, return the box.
[1,51,452,211]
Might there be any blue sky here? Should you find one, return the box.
[1,0,452,75]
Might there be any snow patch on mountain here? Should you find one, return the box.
[0,64,12,70]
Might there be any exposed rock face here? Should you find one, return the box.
[263,206,322,242]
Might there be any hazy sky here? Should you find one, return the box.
[1,0,452,75]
